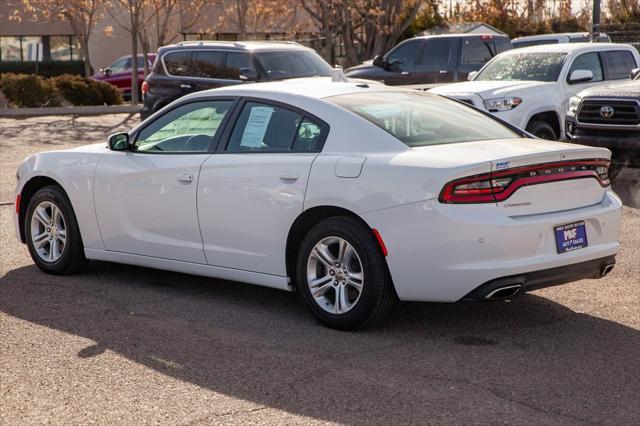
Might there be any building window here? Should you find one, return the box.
[0,35,81,62]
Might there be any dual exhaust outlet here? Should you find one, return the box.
[483,262,615,301]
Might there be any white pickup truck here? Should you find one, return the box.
[430,43,640,140]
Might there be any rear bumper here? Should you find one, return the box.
[462,255,616,300]
[362,190,622,302]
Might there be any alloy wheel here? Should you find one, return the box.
[306,236,364,314]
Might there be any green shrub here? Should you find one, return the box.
[51,74,123,106]
[0,60,90,77]
[0,73,61,107]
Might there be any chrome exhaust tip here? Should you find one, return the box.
[601,264,615,277]
[484,284,523,300]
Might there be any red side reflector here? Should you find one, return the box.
[15,194,21,214]
[372,228,388,257]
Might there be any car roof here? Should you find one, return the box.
[158,40,314,53]
[499,42,635,54]
[186,77,411,102]
[411,33,509,40]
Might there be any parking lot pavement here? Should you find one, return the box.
[1,115,639,424]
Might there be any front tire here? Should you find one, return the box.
[296,216,395,330]
[526,121,558,140]
[25,185,87,275]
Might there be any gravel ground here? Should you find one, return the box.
[0,114,639,425]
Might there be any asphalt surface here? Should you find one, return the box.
[1,115,639,425]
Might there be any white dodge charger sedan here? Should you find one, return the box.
[13,79,621,329]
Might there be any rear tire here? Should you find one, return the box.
[296,216,395,330]
[526,121,558,140]
[24,185,87,275]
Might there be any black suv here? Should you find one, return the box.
[141,41,334,119]
[344,34,512,85]
[566,68,640,178]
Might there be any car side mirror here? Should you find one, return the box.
[101,68,112,76]
[631,68,640,79]
[108,132,129,151]
[468,71,478,81]
[372,55,384,68]
[568,69,593,84]
[239,68,258,81]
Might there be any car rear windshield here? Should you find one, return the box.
[476,52,567,81]
[328,91,519,147]
[255,51,333,80]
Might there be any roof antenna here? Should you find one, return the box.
[330,68,349,82]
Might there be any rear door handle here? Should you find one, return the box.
[439,70,449,74]
[279,171,299,181]
[180,84,192,90]
[401,71,410,76]
[177,172,194,183]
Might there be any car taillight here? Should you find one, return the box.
[141,80,149,94]
[439,159,610,204]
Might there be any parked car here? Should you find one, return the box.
[512,32,611,48]
[566,67,640,178]
[93,54,156,100]
[430,43,640,139]
[140,41,334,120]
[344,34,512,85]
[14,79,621,329]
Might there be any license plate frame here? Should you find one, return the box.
[554,221,588,254]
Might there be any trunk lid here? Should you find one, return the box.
[412,138,610,214]
[486,139,610,215]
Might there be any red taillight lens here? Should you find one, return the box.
[439,159,610,204]
[141,81,149,94]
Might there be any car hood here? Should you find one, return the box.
[344,63,377,74]
[430,80,554,99]
[577,79,640,98]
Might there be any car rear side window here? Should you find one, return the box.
[602,50,637,80]
[419,39,453,66]
[191,51,225,78]
[163,51,192,76]
[328,91,518,147]
[462,38,493,64]
[226,102,324,152]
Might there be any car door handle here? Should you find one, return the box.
[180,84,192,90]
[439,70,449,74]
[176,172,194,183]
[279,171,299,181]
[401,71,411,76]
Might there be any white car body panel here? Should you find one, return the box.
[430,43,640,139]
[13,79,622,302]
[197,153,316,276]
[93,150,210,263]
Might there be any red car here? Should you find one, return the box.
[93,54,157,100]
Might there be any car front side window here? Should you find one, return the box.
[385,41,419,69]
[568,52,603,83]
[134,100,233,153]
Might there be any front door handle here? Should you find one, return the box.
[176,172,194,183]
[279,171,299,181]
[439,70,449,74]
[180,84,192,90]
[401,71,410,76]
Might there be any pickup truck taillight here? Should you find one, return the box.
[439,159,610,204]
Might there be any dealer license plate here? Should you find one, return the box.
[554,221,588,254]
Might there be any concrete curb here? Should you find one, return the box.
[0,105,141,117]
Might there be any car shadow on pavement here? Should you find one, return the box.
[1,262,639,424]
